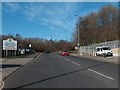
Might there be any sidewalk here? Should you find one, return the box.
[70,54,119,64]
[0,53,41,88]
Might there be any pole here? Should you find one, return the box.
[77,20,82,56]
[15,50,17,56]
[77,23,80,56]
[6,50,8,57]
[75,15,82,56]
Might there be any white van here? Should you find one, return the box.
[96,46,113,57]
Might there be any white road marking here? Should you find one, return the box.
[56,55,114,80]
[88,69,114,80]
[56,55,81,66]
[71,62,81,66]
[0,81,5,90]
[64,58,70,61]
[36,53,43,58]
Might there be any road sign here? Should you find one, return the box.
[29,44,32,48]
[3,38,17,50]
[75,47,78,50]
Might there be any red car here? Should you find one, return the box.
[61,50,69,56]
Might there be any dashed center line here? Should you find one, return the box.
[57,55,81,66]
[56,55,114,80]
[64,58,70,61]
[88,69,114,80]
[71,62,81,66]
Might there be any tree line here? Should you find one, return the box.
[1,34,75,52]
[72,4,118,46]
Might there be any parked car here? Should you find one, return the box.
[61,50,69,56]
[96,46,113,57]
[46,50,50,53]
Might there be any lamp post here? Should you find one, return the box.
[75,15,82,56]
[76,23,80,56]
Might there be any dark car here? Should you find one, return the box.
[61,50,69,56]
[46,50,50,53]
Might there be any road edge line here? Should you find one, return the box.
[0,81,5,90]
[35,53,42,59]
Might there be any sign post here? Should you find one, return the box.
[29,44,32,48]
[29,44,32,53]
[6,50,7,57]
[75,47,78,50]
[3,38,17,57]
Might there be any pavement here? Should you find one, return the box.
[0,53,41,89]
[2,53,118,89]
[70,53,119,64]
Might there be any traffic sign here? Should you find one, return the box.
[3,38,17,50]
[75,47,78,49]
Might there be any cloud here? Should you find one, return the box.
[22,3,76,31]
[3,2,107,32]
[3,2,21,12]
[3,2,75,31]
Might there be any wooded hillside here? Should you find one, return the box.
[72,4,118,46]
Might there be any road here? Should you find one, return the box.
[3,53,118,89]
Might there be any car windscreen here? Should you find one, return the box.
[97,48,100,51]
[102,47,110,50]
[63,50,68,52]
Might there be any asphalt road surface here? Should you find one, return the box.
[3,53,118,89]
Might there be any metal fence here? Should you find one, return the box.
[80,40,120,55]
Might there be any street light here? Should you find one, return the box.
[75,15,82,56]
[76,23,80,56]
